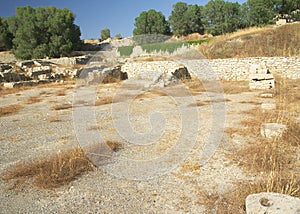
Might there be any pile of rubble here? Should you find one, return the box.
[0,59,83,88]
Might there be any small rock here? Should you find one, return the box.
[246,192,300,214]
[261,103,276,110]
[260,123,287,138]
[3,82,16,88]
[260,93,273,98]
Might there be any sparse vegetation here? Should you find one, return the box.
[0,104,23,117]
[52,103,72,110]
[2,141,124,189]
[95,97,112,106]
[2,147,94,189]
[117,41,189,57]
[24,96,41,104]
[203,77,300,213]
[199,23,300,59]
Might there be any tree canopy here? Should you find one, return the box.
[203,0,243,35]
[101,28,111,40]
[0,17,13,51]
[7,6,81,60]
[133,9,170,35]
[169,2,204,36]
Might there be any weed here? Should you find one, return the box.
[0,104,23,117]
[2,147,94,189]
[24,96,41,104]
[52,103,72,110]
[56,89,66,96]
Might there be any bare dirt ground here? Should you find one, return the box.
[0,80,274,213]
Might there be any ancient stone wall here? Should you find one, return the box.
[121,57,300,81]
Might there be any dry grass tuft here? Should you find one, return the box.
[24,96,41,104]
[106,141,124,152]
[2,147,94,189]
[0,104,23,117]
[52,103,72,110]
[56,89,66,96]
[95,97,113,106]
[239,101,261,105]
[49,115,62,122]
[189,98,231,107]
[133,56,169,62]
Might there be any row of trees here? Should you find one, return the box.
[0,6,82,59]
[133,0,300,37]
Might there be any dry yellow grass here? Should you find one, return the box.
[0,104,23,117]
[95,97,113,106]
[2,141,124,189]
[24,96,41,104]
[2,147,94,189]
[184,79,250,95]
[49,115,62,122]
[106,141,124,152]
[56,89,66,96]
[199,23,300,59]
[52,103,72,110]
[200,77,300,212]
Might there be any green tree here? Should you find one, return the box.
[0,17,13,51]
[169,2,189,36]
[241,0,276,27]
[133,9,170,35]
[185,4,205,35]
[204,0,242,35]
[101,28,110,40]
[115,33,122,39]
[7,6,81,59]
[169,2,205,36]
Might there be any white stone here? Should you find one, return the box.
[246,192,300,214]
[261,103,276,110]
[260,93,273,98]
[260,123,287,138]
[3,82,16,88]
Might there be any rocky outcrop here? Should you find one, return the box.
[80,65,128,84]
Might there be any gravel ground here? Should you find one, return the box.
[0,80,264,213]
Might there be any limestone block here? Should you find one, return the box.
[246,192,300,214]
[260,123,287,138]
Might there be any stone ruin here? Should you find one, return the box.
[249,63,275,90]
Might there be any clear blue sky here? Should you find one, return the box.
[0,0,247,39]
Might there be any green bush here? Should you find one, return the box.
[187,39,210,45]
[117,46,134,56]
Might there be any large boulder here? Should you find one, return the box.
[246,192,300,214]
[81,65,128,84]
